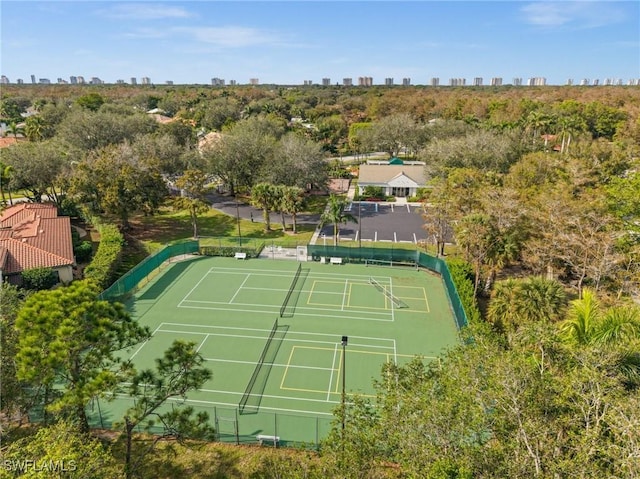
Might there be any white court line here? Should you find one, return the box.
[341,279,349,311]
[129,324,162,360]
[157,329,395,349]
[114,392,336,416]
[177,304,393,322]
[228,274,250,303]
[327,343,339,401]
[158,322,396,345]
[390,276,395,322]
[179,267,215,306]
[204,357,335,371]
[195,334,209,353]
[393,339,398,364]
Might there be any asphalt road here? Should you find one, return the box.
[206,192,320,226]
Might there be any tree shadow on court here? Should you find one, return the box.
[238,324,289,415]
[137,258,204,301]
[281,268,310,318]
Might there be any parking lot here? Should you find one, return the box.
[318,201,428,244]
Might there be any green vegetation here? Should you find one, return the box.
[1,83,640,477]
[20,267,58,291]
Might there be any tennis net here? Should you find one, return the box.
[280,263,303,318]
[239,317,279,414]
[369,277,408,308]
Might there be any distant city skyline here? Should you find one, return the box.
[2,1,638,86]
[3,73,639,87]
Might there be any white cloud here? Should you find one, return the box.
[100,4,193,20]
[172,26,288,48]
[122,27,169,39]
[521,1,626,28]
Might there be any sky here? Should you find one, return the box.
[1,1,639,86]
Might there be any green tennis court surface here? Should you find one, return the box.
[97,257,459,446]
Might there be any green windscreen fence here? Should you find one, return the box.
[100,240,199,301]
[306,245,467,330]
[307,244,419,264]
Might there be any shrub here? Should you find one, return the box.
[362,185,385,199]
[83,224,124,289]
[75,241,94,263]
[21,267,58,291]
[446,257,482,323]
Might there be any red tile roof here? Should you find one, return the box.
[0,203,74,274]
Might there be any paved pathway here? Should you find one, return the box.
[206,192,320,226]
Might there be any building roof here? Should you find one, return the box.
[0,203,74,274]
[0,137,23,148]
[358,164,427,185]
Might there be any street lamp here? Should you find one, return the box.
[341,335,348,432]
[358,200,362,249]
[235,193,242,247]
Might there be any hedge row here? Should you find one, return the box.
[200,245,262,258]
[83,223,124,289]
[445,257,482,324]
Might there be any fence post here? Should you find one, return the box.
[234,408,240,445]
[274,413,278,448]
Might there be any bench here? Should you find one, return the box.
[330,257,343,265]
[256,434,280,446]
[234,252,247,260]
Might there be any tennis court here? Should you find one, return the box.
[98,256,459,446]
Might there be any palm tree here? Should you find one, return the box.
[519,276,567,323]
[6,121,24,139]
[320,194,356,246]
[250,183,278,232]
[0,161,14,206]
[25,116,45,142]
[280,186,305,234]
[487,278,522,332]
[488,277,567,333]
[560,288,640,346]
[559,288,640,387]
[556,114,586,154]
[559,288,600,345]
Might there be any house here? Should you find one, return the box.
[0,203,75,285]
[357,159,427,198]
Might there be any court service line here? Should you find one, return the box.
[177,304,394,322]
[157,328,395,349]
[158,322,397,345]
[196,388,342,409]
[327,343,339,401]
[116,393,337,416]
[178,267,216,307]
[211,265,395,282]
[205,357,334,371]
[341,279,349,311]
[228,274,250,303]
[129,324,162,360]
